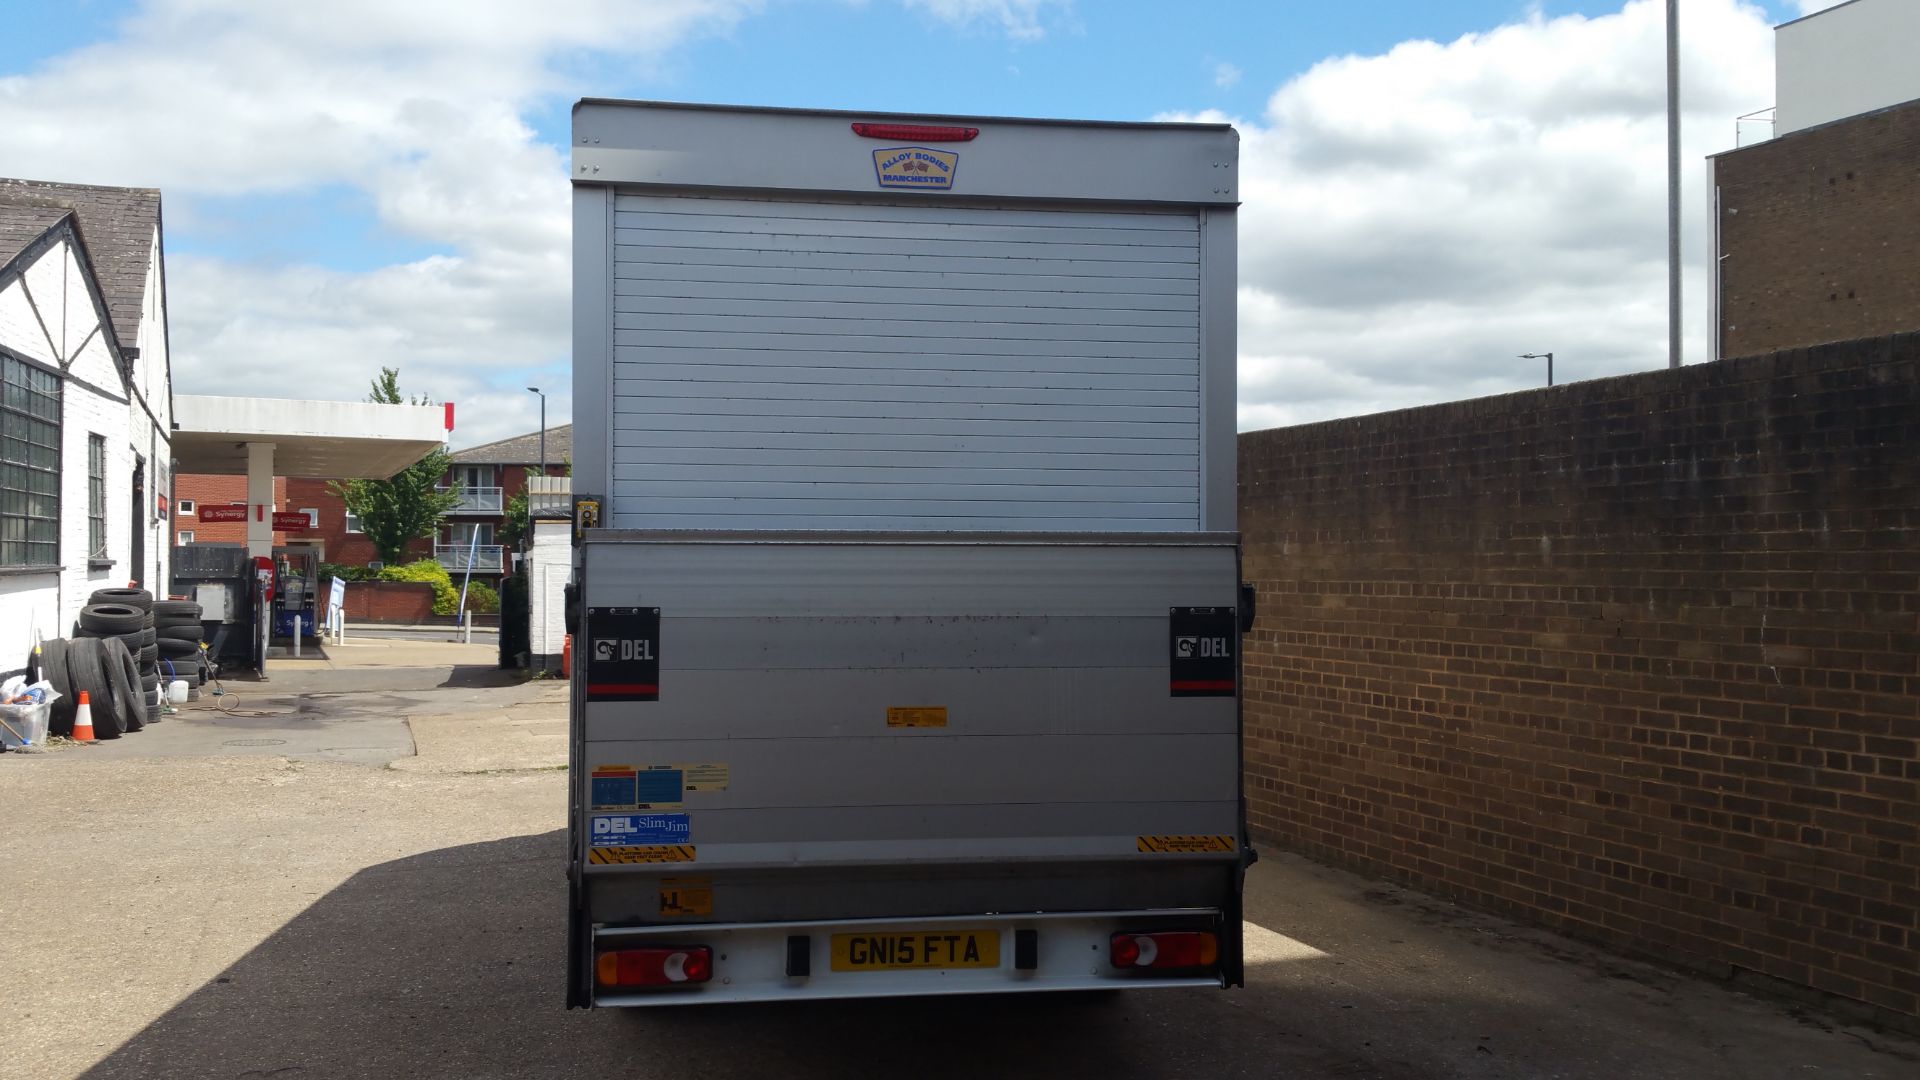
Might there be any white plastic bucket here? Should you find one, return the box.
[167,680,190,705]
[0,701,51,747]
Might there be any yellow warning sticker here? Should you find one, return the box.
[659,877,713,917]
[1136,835,1236,854]
[679,763,730,791]
[588,845,696,865]
[887,706,948,728]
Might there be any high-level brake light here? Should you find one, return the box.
[851,123,979,142]
[595,946,713,988]
[1109,931,1218,971]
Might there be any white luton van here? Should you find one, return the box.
[566,99,1248,1007]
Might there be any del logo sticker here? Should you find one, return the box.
[590,813,690,846]
[874,146,958,190]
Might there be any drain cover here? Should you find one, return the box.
[222,738,288,747]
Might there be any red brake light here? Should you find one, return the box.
[851,123,979,142]
[595,946,713,988]
[1109,931,1218,970]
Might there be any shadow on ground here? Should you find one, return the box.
[74,832,1409,1080]
[439,665,520,689]
[73,835,1914,1080]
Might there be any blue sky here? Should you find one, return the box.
[0,0,1828,443]
[5,0,1811,274]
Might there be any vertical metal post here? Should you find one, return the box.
[1666,0,1682,369]
[456,525,479,623]
[293,616,302,659]
[258,582,270,678]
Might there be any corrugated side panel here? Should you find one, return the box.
[607,193,1202,530]
[580,537,1239,873]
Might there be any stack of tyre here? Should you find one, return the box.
[71,588,166,727]
[153,599,209,697]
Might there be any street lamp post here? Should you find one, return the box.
[526,387,546,477]
[1519,352,1554,387]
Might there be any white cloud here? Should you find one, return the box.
[1167,0,1775,431]
[0,0,760,446]
[1214,61,1242,89]
[1794,1,1845,14]
[901,0,1070,41]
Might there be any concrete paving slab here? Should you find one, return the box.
[2,759,1914,1079]
[391,709,567,774]
[3,659,1914,1080]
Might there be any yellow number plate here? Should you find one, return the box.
[829,930,999,972]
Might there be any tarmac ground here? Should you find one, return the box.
[3,641,1915,1080]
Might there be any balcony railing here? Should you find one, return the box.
[436,544,504,573]
[439,485,504,514]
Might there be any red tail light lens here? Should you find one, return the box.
[851,122,980,142]
[1109,931,1218,970]
[595,946,713,988]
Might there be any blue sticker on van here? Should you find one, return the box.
[590,813,691,847]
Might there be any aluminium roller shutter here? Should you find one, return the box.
[607,192,1203,531]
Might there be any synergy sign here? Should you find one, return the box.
[873,146,958,190]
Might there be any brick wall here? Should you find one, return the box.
[1716,97,1920,359]
[174,474,287,546]
[1239,335,1920,1027]
[342,581,434,623]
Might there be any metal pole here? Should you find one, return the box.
[456,526,478,634]
[258,582,269,678]
[1666,0,1681,369]
[1548,352,1554,387]
[293,616,302,659]
[539,395,547,478]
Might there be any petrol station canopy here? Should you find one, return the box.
[171,395,451,478]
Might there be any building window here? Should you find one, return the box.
[300,507,319,528]
[345,510,363,534]
[0,353,61,567]
[179,499,196,515]
[88,434,107,558]
[177,530,195,545]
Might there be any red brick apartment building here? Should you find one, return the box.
[1710,1,1920,358]
[172,424,570,583]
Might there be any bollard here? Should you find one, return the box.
[293,616,302,659]
[463,610,473,645]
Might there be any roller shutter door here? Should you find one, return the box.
[608,193,1202,531]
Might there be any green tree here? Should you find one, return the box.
[499,492,530,550]
[330,368,459,565]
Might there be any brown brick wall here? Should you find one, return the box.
[1717,99,1920,358]
[173,474,287,546]
[342,581,434,623]
[1239,335,1920,1026]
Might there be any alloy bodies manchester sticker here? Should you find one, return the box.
[873,146,958,190]
[586,607,659,701]
[1169,607,1237,697]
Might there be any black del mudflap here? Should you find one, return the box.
[1169,606,1237,697]
[585,607,660,702]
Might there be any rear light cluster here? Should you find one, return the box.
[1110,931,1218,971]
[595,946,712,989]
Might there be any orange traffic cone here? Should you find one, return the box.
[72,690,96,743]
